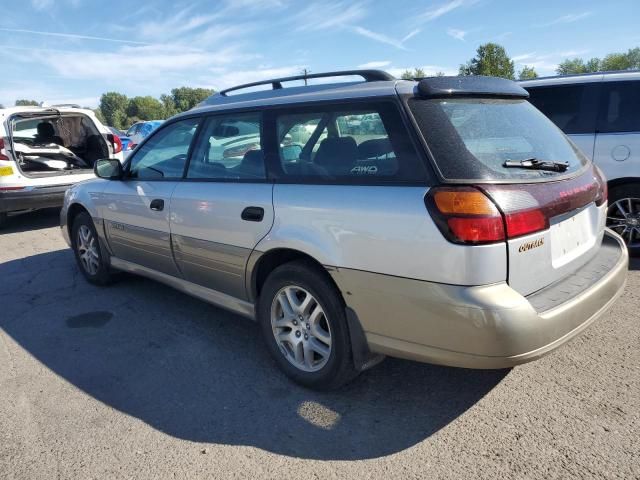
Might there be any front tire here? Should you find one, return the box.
[71,212,114,285]
[607,184,640,256]
[257,261,358,390]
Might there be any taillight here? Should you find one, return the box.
[108,134,123,154]
[594,165,607,206]
[427,166,603,245]
[427,187,506,244]
[0,137,9,161]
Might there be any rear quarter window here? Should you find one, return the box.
[597,81,640,133]
[526,83,599,135]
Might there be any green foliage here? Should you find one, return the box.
[15,99,39,106]
[556,48,640,75]
[95,87,215,129]
[99,92,129,129]
[601,53,632,71]
[126,96,165,121]
[400,68,426,79]
[459,43,515,79]
[170,87,214,112]
[518,65,538,80]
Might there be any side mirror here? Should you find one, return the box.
[94,158,123,180]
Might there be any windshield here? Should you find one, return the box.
[409,98,589,181]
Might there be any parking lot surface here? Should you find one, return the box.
[0,209,638,480]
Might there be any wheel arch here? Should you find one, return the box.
[608,177,640,191]
[246,247,381,371]
[66,203,90,239]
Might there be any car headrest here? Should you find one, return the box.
[314,137,358,170]
[37,122,55,138]
[358,138,393,159]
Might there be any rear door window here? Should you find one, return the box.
[526,83,599,135]
[597,81,640,133]
[273,102,426,183]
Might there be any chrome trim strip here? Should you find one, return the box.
[110,257,255,320]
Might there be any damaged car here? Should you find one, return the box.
[0,105,123,227]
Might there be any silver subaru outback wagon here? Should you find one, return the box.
[60,70,628,389]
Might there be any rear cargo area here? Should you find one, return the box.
[9,113,109,177]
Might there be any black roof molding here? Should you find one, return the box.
[418,76,529,99]
[219,70,395,97]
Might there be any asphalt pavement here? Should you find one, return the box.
[0,208,638,479]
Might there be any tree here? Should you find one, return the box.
[160,94,178,118]
[518,65,538,80]
[15,99,39,106]
[459,43,515,79]
[170,87,214,112]
[556,58,587,75]
[601,53,631,72]
[99,92,129,129]
[627,47,640,69]
[400,68,426,80]
[126,96,165,121]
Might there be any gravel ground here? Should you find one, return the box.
[0,208,638,480]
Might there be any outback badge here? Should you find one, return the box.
[519,237,544,252]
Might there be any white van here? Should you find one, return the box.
[521,71,640,253]
[0,105,123,228]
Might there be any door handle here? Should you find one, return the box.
[150,199,164,211]
[241,206,264,222]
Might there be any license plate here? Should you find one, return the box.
[550,206,597,267]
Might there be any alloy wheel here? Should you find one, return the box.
[76,225,100,275]
[607,197,640,249]
[270,285,332,373]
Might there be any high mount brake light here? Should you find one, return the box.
[428,166,603,245]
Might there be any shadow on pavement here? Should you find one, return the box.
[1,208,61,234]
[0,249,507,460]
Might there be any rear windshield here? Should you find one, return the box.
[409,98,589,181]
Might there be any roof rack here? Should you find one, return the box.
[219,69,395,97]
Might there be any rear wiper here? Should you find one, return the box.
[503,158,569,172]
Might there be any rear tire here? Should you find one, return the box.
[607,184,640,256]
[257,260,358,390]
[71,212,114,285]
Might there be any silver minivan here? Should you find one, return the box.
[521,71,640,254]
[60,71,628,389]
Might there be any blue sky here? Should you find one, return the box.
[1,0,639,108]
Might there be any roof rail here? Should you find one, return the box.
[219,69,395,97]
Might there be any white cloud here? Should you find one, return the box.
[31,0,54,10]
[293,1,366,31]
[417,0,478,22]
[402,29,421,43]
[351,26,406,50]
[512,52,537,62]
[446,28,467,41]
[211,66,304,91]
[357,61,391,69]
[0,27,148,45]
[536,11,592,27]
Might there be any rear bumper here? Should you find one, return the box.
[0,185,70,213]
[329,230,628,369]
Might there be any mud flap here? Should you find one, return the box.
[345,306,385,372]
